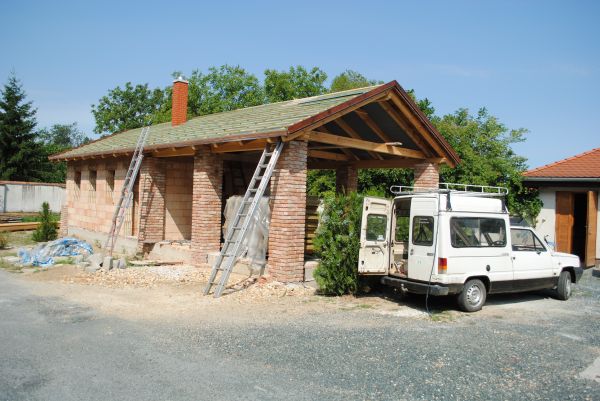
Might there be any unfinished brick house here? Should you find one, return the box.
[50,79,460,282]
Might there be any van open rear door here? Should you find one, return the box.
[408,197,438,281]
[359,197,392,274]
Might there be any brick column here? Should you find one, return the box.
[137,157,166,255]
[335,164,358,193]
[268,141,307,282]
[413,161,439,189]
[191,150,223,264]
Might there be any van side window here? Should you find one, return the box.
[366,214,387,241]
[450,217,506,248]
[412,216,434,246]
[511,229,546,252]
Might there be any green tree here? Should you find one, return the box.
[32,201,57,242]
[91,82,167,134]
[264,66,327,102]
[330,70,382,92]
[0,73,45,181]
[38,123,91,183]
[186,65,264,116]
[434,108,541,221]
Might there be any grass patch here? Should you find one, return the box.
[429,310,455,322]
[0,258,23,273]
[21,212,60,223]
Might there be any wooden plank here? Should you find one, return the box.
[306,130,426,159]
[308,150,350,161]
[319,125,360,161]
[555,192,574,253]
[351,159,419,169]
[354,109,393,142]
[0,221,60,232]
[153,147,196,157]
[586,190,598,267]
[210,139,268,153]
[334,118,383,160]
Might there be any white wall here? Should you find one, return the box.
[533,187,599,259]
[0,182,65,213]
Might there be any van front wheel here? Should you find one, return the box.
[457,279,487,312]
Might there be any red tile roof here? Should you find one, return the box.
[524,147,600,178]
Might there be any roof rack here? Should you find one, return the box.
[390,182,509,196]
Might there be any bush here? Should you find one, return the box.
[32,202,58,242]
[313,192,363,295]
[0,231,8,249]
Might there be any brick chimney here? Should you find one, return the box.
[172,76,189,126]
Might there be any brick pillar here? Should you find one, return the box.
[413,161,439,189]
[137,157,166,255]
[335,165,358,193]
[268,141,307,282]
[191,150,223,264]
[59,202,68,237]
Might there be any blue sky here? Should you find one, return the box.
[1,0,598,169]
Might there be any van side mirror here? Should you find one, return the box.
[544,235,555,250]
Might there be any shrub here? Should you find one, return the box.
[313,192,363,295]
[0,231,8,249]
[32,202,58,242]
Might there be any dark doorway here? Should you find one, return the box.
[572,193,588,262]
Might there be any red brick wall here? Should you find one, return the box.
[335,165,358,193]
[172,79,188,126]
[268,141,307,282]
[137,157,166,254]
[413,161,440,189]
[164,158,193,240]
[191,150,223,264]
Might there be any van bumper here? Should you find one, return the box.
[381,276,458,296]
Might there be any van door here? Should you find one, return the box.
[511,228,556,290]
[358,197,392,274]
[408,197,438,281]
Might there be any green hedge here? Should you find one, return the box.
[313,192,363,295]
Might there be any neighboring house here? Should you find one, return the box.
[0,181,65,213]
[50,78,461,282]
[523,147,600,268]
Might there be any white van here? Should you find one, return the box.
[358,184,583,312]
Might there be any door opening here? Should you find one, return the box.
[572,193,588,262]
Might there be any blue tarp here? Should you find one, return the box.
[19,237,93,267]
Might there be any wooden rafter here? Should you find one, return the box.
[308,158,422,170]
[308,150,351,161]
[377,100,434,157]
[210,139,268,153]
[305,131,426,159]
[153,146,196,157]
[319,125,360,160]
[334,118,383,160]
[354,109,393,143]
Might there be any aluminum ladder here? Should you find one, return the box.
[103,126,150,256]
[204,140,284,298]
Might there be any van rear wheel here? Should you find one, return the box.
[556,270,572,301]
[457,279,486,312]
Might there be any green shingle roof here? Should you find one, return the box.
[52,85,381,160]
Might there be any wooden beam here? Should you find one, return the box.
[334,118,383,160]
[319,125,360,161]
[351,159,418,169]
[305,131,426,159]
[308,150,351,161]
[387,94,448,160]
[378,99,434,157]
[354,110,393,143]
[210,139,268,153]
[153,146,196,157]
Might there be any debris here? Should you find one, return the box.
[117,257,127,269]
[129,260,182,266]
[102,256,113,271]
[18,237,93,267]
[87,253,103,270]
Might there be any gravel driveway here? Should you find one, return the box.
[1,268,599,401]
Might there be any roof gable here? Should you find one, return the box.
[524,147,600,178]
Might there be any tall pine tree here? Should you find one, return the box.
[0,73,44,181]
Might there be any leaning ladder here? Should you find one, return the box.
[204,140,284,298]
[103,126,151,256]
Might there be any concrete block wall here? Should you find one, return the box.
[137,158,166,254]
[65,158,134,236]
[164,158,194,240]
[268,140,308,282]
[0,181,65,213]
